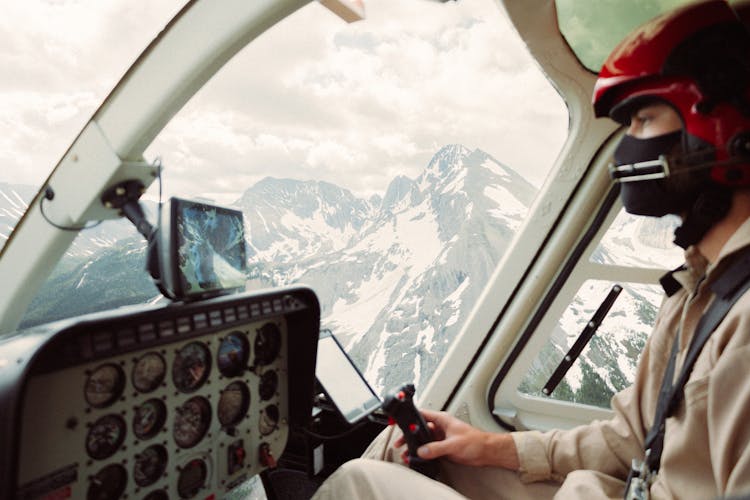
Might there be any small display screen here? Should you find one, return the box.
[316,333,381,424]
[174,199,247,297]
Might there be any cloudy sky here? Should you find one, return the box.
[0,0,568,203]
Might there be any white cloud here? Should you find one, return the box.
[1,0,568,203]
[0,0,184,186]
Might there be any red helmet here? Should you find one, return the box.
[593,0,750,186]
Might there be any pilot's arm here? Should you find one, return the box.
[509,291,680,484]
[414,290,678,487]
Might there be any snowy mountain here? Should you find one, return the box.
[0,182,161,328]
[236,177,375,264]
[0,182,149,257]
[239,145,537,393]
[0,182,36,250]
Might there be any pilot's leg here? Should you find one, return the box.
[361,424,407,464]
[440,462,559,500]
[311,458,468,500]
[311,456,559,500]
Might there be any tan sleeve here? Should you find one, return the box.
[708,341,750,495]
[510,292,682,483]
[511,387,645,483]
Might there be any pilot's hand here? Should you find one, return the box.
[394,409,520,470]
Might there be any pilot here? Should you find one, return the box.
[311,1,750,499]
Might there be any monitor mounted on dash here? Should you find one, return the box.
[148,197,248,301]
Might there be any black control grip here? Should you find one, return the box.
[381,384,439,478]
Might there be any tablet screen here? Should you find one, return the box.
[316,333,381,423]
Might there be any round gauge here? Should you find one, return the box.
[173,396,212,448]
[258,404,280,436]
[133,352,166,393]
[87,463,127,500]
[218,381,251,427]
[134,444,168,487]
[259,370,278,401]
[133,398,167,440]
[143,490,168,500]
[86,414,127,460]
[177,458,208,499]
[173,342,211,393]
[84,363,125,408]
[254,323,281,366]
[217,332,249,377]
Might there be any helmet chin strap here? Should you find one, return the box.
[673,186,732,249]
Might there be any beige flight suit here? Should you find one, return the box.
[312,219,750,500]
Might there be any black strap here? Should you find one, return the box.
[542,284,622,396]
[644,245,750,472]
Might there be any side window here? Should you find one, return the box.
[517,208,682,408]
[519,279,663,407]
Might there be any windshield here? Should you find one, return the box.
[3,0,568,395]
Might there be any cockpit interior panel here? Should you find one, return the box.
[0,286,319,500]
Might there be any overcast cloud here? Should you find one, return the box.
[1,0,567,204]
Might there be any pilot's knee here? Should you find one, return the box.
[361,425,406,463]
[312,458,398,500]
[330,457,385,484]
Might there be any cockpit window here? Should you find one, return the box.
[555,0,692,72]
[517,206,683,408]
[590,209,683,268]
[11,0,568,397]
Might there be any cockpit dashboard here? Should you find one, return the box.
[0,286,319,500]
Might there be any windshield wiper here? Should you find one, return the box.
[542,284,623,396]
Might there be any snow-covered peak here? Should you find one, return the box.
[426,144,471,175]
[381,175,416,212]
[0,182,146,257]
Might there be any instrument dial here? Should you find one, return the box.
[173,342,211,393]
[217,332,249,377]
[143,490,168,500]
[86,414,127,460]
[143,490,169,500]
[84,363,125,408]
[87,464,127,500]
[173,396,212,448]
[254,323,281,366]
[177,458,208,499]
[133,398,167,440]
[259,370,278,401]
[134,444,168,487]
[218,381,251,427]
[132,352,166,393]
[258,404,279,436]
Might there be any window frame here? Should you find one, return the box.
[490,184,677,431]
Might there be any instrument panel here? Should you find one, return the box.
[1,287,319,500]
